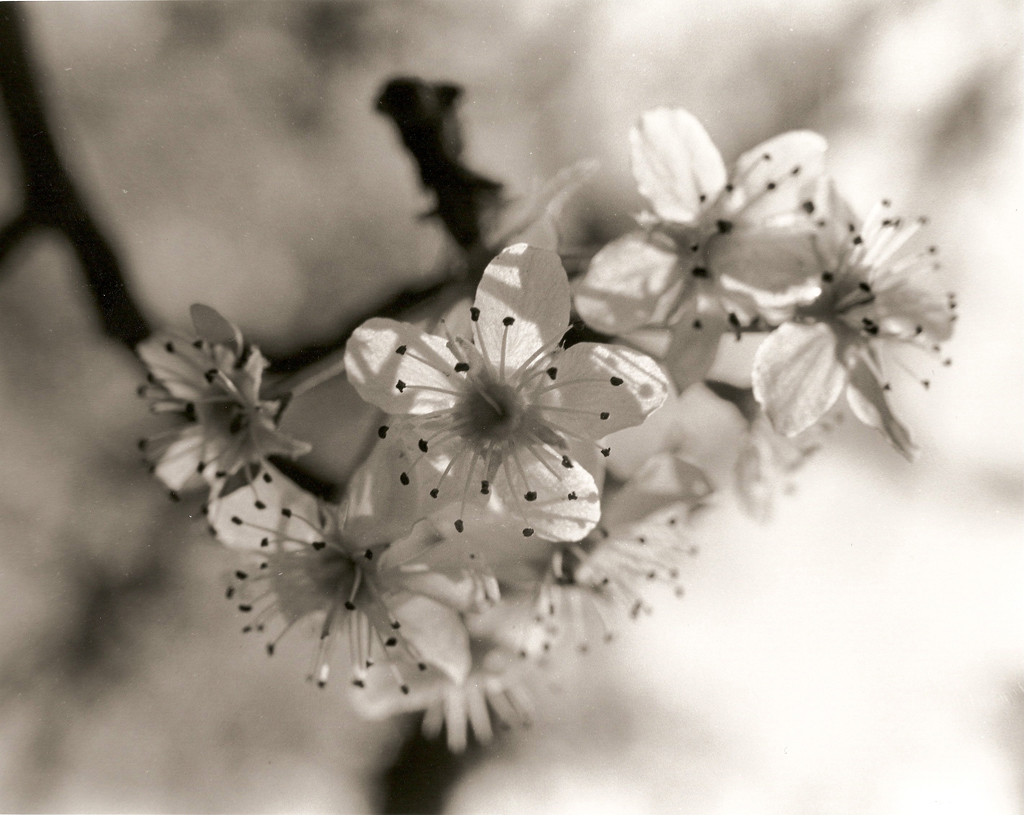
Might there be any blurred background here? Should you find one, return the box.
[0,1,1020,812]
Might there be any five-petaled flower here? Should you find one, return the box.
[575,107,828,392]
[137,304,310,498]
[344,243,669,541]
[208,444,475,692]
[751,180,956,459]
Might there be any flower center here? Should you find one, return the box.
[269,547,360,621]
[458,378,525,444]
[198,398,251,436]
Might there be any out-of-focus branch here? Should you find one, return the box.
[379,720,488,815]
[376,77,503,254]
[266,77,504,375]
[0,3,150,347]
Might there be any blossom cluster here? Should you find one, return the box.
[136,108,954,751]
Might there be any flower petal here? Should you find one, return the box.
[151,425,209,492]
[845,356,917,460]
[752,321,847,436]
[727,130,828,224]
[872,270,954,342]
[137,334,209,401]
[535,342,669,437]
[665,308,728,393]
[391,593,472,684]
[603,453,712,531]
[426,448,601,543]
[345,317,461,415]
[344,441,427,548]
[472,244,570,375]
[629,108,726,223]
[708,228,820,294]
[574,232,683,335]
[207,463,326,551]
[190,303,243,351]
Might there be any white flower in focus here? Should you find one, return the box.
[575,108,828,392]
[208,445,472,693]
[344,243,669,542]
[137,304,310,498]
[751,181,956,458]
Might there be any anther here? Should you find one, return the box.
[698,193,706,203]
[502,316,515,326]
[197,461,206,473]
[609,377,623,386]
[385,637,398,647]
[226,586,235,599]
[525,491,537,502]
[396,380,406,392]
[859,282,871,292]
[523,528,534,537]
[345,601,356,611]
[204,369,218,383]
[238,604,252,612]
[546,367,558,380]
[231,516,243,525]
[802,200,815,214]
[455,519,464,533]
[853,235,863,245]
[266,644,275,656]
[600,412,609,420]
[455,362,470,372]
[561,455,572,468]
[692,266,709,278]
[716,220,733,234]
[395,345,407,355]
[378,425,389,439]
[600,448,611,457]
[567,492,577,500]
[791,165,801,175]
[311,541,326,550]
[260,537,269,547]
[400,684,410,694]
[281,508,292,518]
[693,319,702,329]
[418,662,427,671]
[480,480,490,495]
[400,472,410,486]
[470,307,480,321]
[364,549,374,560]
[418,439,429,452]
[165,341,175,353]
[235,570,248,580]
[766,182,776,190]
[263,472,272,483]
[822,272,834,283]
[254,501,266,510]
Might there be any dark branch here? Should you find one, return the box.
[378,720,487,814]
[0,3,150,346]
[376,78,503,252]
